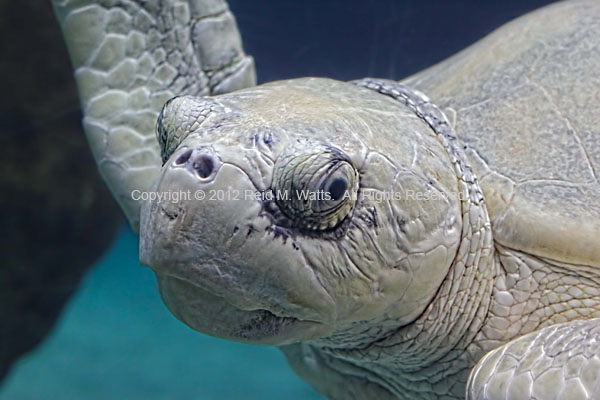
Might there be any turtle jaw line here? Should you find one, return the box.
[158,268,309,322]
[153,272,331,345]
[171,271,307,322]
[178,274,296,322]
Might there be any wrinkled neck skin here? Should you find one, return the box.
[284,180,496,399]
[282,81,497,400]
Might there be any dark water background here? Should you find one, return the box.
[1,1,557,399]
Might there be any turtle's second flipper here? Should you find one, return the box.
[51,0,255,230]
[467,318,600,399]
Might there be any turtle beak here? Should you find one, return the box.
[138,144,337,344]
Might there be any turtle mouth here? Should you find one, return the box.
[154,272,330,345]
[139,155,338,344]
[232,308,301,340]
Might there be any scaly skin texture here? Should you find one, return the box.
[268,80,496,399]
[140,79,467,349]
[286,248,600,399]
[403,1,600,396]
[467,317,600,399]
[56,0,600,399]
[51,0,255,229]
[139,77,496,399]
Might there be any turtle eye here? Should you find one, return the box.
[327,178,347,201]
[312,162,355,214]
[273,144,359,231]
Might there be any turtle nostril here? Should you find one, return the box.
[193,154,215,178]
[175,148,193,165]
[173,146,220,179]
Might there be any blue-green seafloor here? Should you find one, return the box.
[0,228,320,400]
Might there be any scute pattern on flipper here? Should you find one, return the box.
[51,0,256,229]
[467,318,600,400]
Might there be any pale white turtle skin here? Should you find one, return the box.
[403,0,600,397]
[466,318,600,399]
[55,0,600,399]
[51,0,255,229]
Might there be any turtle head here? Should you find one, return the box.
[140,78,462,346]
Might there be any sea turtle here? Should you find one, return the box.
[52,0,600,399]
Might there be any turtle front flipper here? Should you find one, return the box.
[51,0,256,230]
[467,318,600,400]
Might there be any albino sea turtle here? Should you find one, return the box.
[52,0,600,398]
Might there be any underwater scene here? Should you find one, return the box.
[7,0,600,399]
[1,227,319,399]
